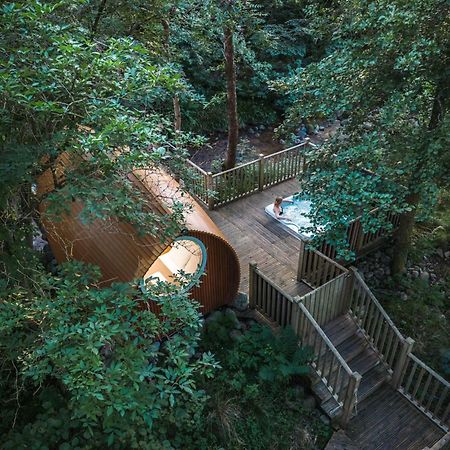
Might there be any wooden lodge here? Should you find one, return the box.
[37,156,240,315]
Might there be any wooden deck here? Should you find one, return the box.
[205,178,311,298]
[346,385,445,449]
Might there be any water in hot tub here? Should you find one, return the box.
[281,197,314,236]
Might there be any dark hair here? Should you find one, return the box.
[275,196,283,204]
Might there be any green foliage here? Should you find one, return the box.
[0,261,219,448]
[274,0,450,260]
[201,318,329,449]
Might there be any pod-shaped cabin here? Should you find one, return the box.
[37,160,240,315]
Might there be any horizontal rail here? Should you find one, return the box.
[263,142,307,159]
[185,158,208,176]
[399,353,450,431]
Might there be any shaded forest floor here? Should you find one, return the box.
[189,120,340,172]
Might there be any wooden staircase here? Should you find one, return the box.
[312,313,390,421]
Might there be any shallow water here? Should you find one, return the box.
[281,199,314,237]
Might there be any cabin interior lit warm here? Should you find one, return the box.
[143,237,206,286]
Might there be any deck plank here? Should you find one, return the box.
[205,178,311,298]
[346,385,445,449]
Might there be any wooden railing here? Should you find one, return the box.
[345,210,402,258]
[348,269,408,378]
[298,210,402,264]
[249,263,361,425]
[298,272,351,327]
[297,240,348,288]
[398,353,450,432]
[211,159,260,207]
[249,262,295,327]
[185,159,211,207]
[186,142,309,209]
[261,144,306,189]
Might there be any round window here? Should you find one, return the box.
[141,236,207,292]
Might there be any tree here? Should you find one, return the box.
[0,1,216,446]
[276,0,450,271]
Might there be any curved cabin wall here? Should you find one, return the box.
[38,161,240,315]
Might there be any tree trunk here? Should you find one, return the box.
[391,83,448,274]
[162,18,182,132]
[173,95,181,132]
[391,193,420,274]
[224,27,238,169]
[91,0,108,38]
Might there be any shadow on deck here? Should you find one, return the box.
[205,178,311,298]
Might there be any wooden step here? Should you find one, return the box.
[323,314,359,348]
[347,347,381,376]
[336,331,369,363]
[357,365,389,406]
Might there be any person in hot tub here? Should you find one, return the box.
[273,196,294,220]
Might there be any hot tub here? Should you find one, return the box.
[265,195,315,241]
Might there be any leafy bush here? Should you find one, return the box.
[0,262,218,449]
[201,316,330,449]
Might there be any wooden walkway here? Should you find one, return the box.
[345,385,445,449]
[206,178,311,298]
[203,179,447,450]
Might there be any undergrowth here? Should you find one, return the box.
[200,315,332,450]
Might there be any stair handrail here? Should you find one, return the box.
[348,268,408,374]
[293,297,355,377]
[351,268,404,340]
[292,297,361,425]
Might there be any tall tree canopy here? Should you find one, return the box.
[0,1,215,447]
[277,0,450,270]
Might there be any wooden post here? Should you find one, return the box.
[342,267,356,315]
[206,172,215,210]
[302,137,310,173]
[341,372,362,426]
[297,239,306,282]
[249,262,257,308]
[258,153,265,191]
[392,337,415,388]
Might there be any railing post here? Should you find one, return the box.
[341,372,362,426]
[392,337,415,388]
[297,239,306,282]
[249,262,257,308]
[290,296,301,337]
[302,137,310,173]
[342,267,356,314]
[206,172,215,210]
[258,153,265,191]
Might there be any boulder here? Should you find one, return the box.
[420,271,430,282]
[232,292,249,312]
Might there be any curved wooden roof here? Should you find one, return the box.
[38,159,239,292]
